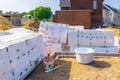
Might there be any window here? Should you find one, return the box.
[93,0,97,9]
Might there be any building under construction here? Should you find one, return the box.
[0,14,21,26]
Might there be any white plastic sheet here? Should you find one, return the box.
[46,42,62,53]
[6,28,35,33]
[69,25,84,30]
[39,21,69,43]
[68,30,118,53]
[0,31,6,36]
[104,30,114,46]
[0,33,46,80]
[68,30,78,46]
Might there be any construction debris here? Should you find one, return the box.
[22,18,40,29]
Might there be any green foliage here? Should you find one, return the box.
[28,6,52,20]
[28,10,35,16]
[19,12,27,17]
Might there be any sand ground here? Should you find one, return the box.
[26,57,120,80]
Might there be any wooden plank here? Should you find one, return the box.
[55,52,120,57]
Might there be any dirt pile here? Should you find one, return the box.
[21,19,40,29]
[22,26,38,31]
[0,16,14,30]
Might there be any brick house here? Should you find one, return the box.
[0,14,21,26]
[53,0,104,29]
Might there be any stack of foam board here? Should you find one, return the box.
[90,30,105,47]
[0,48,15,80]
[39,21,69,43]
[6,28,35,33]
[39,21,69,53]
[0,30,10,36]
[0,32,45,80]
[68,29,119,53]
[68,30,78,46]
[69,25,84,30]
[0,31,5,36]
[46,42,62,54]
[79,30,91,46]
[104,30,114,46]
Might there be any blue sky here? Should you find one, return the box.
[0,0,119,13]
[0,0,60,13]
[104,0,120,9]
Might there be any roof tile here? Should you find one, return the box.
[59,0,70,7]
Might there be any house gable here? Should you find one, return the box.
[104,4,118,13]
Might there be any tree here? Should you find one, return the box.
[6,11,12,14]
[19,12,27,17]
[28,6,52,20]
[28,10,34,16]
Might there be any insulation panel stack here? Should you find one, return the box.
[39,21,69,54]
[0,32,45,80]
[68,29,118,53]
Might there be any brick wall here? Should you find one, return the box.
[70,0,93,10]
[56,0,103,28]
[53,10,92,29]
[70,0,103,28]
[61,7,70,10]
[91,0,103,28]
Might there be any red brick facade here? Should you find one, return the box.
[54,10,91,29]
[53,0,103,29]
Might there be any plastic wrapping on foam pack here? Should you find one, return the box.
[0,31,6,36]
[90,30,105,46]
[69,29,118,53]
[91,31,104,46]
[68,30,78,46]
[69,25,84,30]
[0,48,15,80]
[60,27,68,43]
[104,30,114,46]
[46,42,62,53]
[6,28,35,33]
[0,60,14,80]
[10,56,31,80]
[79,30,91,37]
[107,46,118,53]
[78,30,91,46]
[96,29,114,46]
[0,32,46,80]
[39,21,69,43]
[51,26,61,43]
[0,33,37,43]
[7,41,30,62]
[93,46,118,53]
[79,36,91,46]
[114,37,120,48]
[78,30,92,46]
[93,47,107,53]
[52,24,68,43]
[91,37,105,47]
